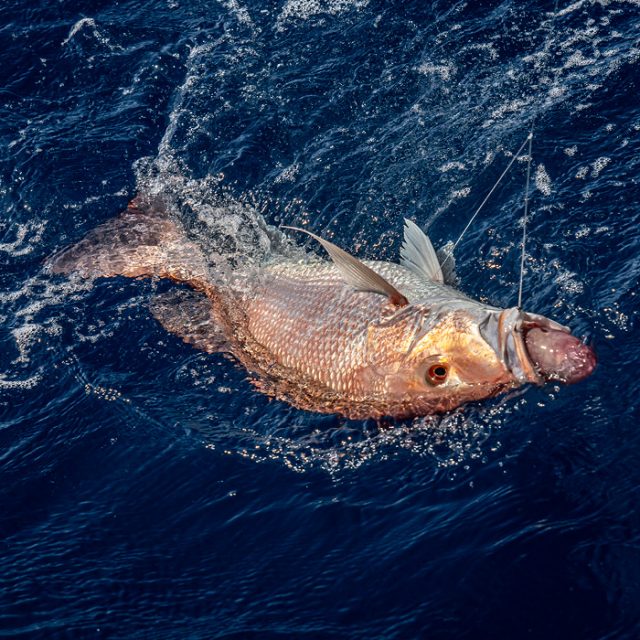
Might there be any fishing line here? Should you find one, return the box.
[441,132,533,269]
[517,127,534,309]
[443,1,563,289]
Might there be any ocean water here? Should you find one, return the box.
[1,0,639,637]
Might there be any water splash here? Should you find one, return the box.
[195,393,533,476]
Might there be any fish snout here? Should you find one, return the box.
[524,327,596,384]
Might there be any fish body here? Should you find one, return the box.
[49,197,596,419]
[238,260,506,417]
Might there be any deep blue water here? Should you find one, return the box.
[2,0,640,637]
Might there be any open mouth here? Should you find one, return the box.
[481,308,596,385]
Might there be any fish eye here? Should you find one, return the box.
[426,363,448,385]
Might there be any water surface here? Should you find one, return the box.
[1,0,639,637]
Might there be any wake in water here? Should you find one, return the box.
[1,0,635,473]
[215,391,532,475]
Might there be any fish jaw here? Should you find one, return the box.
[479,307,544,385]
[479,307,596,386]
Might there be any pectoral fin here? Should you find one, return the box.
[149,289,229,353]
[283,226,408,307]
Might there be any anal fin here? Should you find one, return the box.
[149,289,229,354]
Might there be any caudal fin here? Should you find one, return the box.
[48,197,209,288]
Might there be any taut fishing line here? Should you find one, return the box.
[517,127,534,309]
[440,132,534,270]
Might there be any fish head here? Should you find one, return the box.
[366,302,596,416]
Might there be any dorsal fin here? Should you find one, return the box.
[283,226,408,307]
[400,218,444,283]
[436,241,458,286]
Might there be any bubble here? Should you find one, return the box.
[133,155,299,280]
[212,396,525,475]
[274,163,301,184]
[554,269,584,295]
[218,0,256,30]
[483,99,529,128]
[564,51,595,69]
[433,187,471,218]
[575,225,591,238]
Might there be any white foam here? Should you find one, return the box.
[450,187,471,200]
[575,166,589,179]
[416,62,457,82]
[482,99,530,128]
[0,373,42,390]
[61,17,123,50]
[554,0,588,17]
[438,161,465,173]
[575,224,591,238]
[535,163,553,196]
[433,186,471,218]
[0,271,95,375]
[276,0,369,31]
[62,17,96,45]
[591,156,611,178]
[465,43,499,61]
[156,43,214,163]
[218,0,256,29]
[11,321,62,364]
[274,162,300,184]
[134,154,300,279]
[0,221,47,256]
[563,51,595,70]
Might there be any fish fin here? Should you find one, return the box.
[436,241,458,286]
[283,226,408,307]
[47,196,209,289]
[400,219,444,283]
[149,289,229,353]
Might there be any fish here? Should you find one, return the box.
[48,196,596,419]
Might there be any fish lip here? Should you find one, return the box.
[498,308,542,384]
[485,308,571,385]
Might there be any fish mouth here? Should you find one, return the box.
[480,307,584,385]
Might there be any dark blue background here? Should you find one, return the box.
[1,1,639,638]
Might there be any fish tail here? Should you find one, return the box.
[47,196,210,289]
